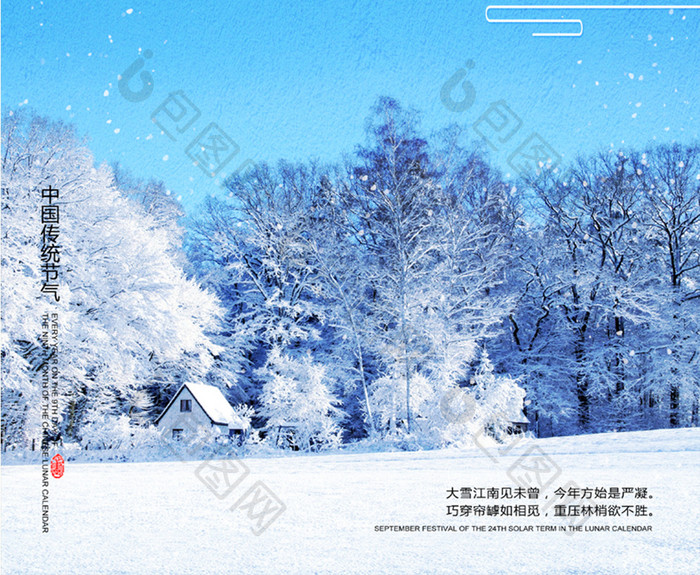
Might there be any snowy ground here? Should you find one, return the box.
[2,428,699,574]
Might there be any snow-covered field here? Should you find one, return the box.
[2,428,699,574]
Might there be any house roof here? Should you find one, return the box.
[155,383,249,429]
[508,407,529,424]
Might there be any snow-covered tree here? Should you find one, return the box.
[631,144,700,428]
[256,347,344,451]
[346,97,443,434]
[501,144,699,434]
[1,110,221,448]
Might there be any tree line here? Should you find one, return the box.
[2,99,699,452]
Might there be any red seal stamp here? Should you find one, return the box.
[50,453,64,479]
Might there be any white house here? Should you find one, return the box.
[155,383,249,440]
[506,400,529,434]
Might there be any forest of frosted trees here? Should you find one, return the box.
[2,98,699,453]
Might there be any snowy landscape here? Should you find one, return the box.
[2,2,700,574]
[2,428,699,574]
[3,102,699,457]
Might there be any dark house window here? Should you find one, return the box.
[172,429,183,440]
[180,399,192,412]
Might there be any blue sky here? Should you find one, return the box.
[3,1,699,214]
